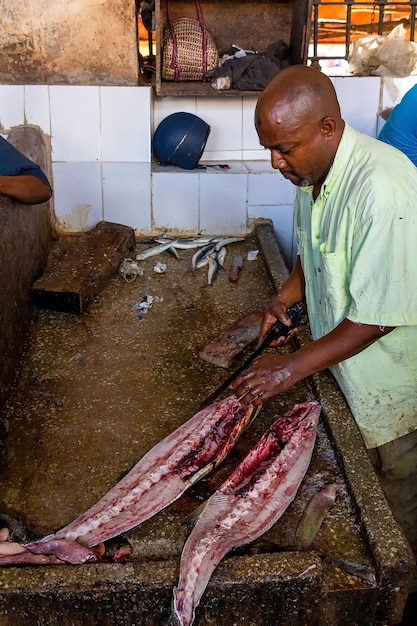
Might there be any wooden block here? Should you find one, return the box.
[31,221,135,314]
[199,311,263,369]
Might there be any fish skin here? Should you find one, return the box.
[35,396,259,550]
[206,253,220,287]
[190,244,215,271]
[293,483,337,550]
[0,552,63,566]
[325,556,377,585]
[213,237,244,251]
[171,401,321,626]
[136,240,178,261]
[215,246,227,270]
[166,246,186,261]
[173,238,216,250]
[24,538,103,564]
[151,237,217,251]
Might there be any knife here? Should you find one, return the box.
[197,302,306,411]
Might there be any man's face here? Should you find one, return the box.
[256,111,331,188]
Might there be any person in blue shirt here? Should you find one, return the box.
[0,135,52,204]
[378,84,417,166]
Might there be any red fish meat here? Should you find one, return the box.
[172,401,321,626]
[0,396,259,564]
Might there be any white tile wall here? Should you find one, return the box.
[0,85,25,129]
[196,97,243,160]
[102,162,152,231]
[1,76,400,253]
[152,169,200,233]
[380,75,417,109]
[242,96,268,160]
[333,76,380,137]
[199,169,247,235]
[52,162,103,231]
[246,167,295,206]
[24,86,51,134]
[50,86,101,162]
[100,87,151,162]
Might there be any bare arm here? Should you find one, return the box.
[0,175,52,205]
[231,318,394,406]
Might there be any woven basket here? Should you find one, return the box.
[162,1,218,82]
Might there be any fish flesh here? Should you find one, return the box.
[171,401,321,626]
[0,396,259,565]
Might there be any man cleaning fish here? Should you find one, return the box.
[230,65,417,587]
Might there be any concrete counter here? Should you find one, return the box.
[0,220,413,625]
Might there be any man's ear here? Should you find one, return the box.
[321,117,337,139]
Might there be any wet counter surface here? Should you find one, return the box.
[0,222,413,625]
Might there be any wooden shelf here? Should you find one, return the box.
[155,0,313,97]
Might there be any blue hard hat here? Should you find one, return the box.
[153,112,211,170]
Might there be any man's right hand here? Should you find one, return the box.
[258,298,298,347]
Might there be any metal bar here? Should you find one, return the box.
[310,1,417,66]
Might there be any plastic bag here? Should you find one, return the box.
[348,24,417,77]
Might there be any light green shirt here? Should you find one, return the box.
[295,123,417,449]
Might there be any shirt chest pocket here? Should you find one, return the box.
[319,243,351,312]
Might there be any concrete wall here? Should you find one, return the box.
[0,128,53,421]
[0,0,138,85]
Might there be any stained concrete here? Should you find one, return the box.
[0,127,53,420]
[0,0,138,85]
[0,221,414,625]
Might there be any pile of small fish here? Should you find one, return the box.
[0,398,334,626]
[135,236,245,286]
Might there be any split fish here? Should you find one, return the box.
[171,401,321,626]
[0,396,259,565]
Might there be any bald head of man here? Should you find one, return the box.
[255,65,345,197]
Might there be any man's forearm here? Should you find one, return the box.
[290,318,395,381]
[274,256,305,307]
[0,175,52,204]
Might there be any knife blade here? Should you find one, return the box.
[197,302,306,411]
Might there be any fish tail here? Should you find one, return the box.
[171,588,195,626]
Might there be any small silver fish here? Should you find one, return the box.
[174,237,216,249]
[213,237,244,251]
[215,246,227,270]
[206,252,220,286]
[324,555,377,585]
[293,483,337,550]
[190,244,215,271]
[136,240,178,261]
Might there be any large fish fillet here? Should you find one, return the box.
[0,396,258,564]
[172,401,321,626]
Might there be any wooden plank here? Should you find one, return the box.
[31,221,135,314]
[199,310,263,368]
